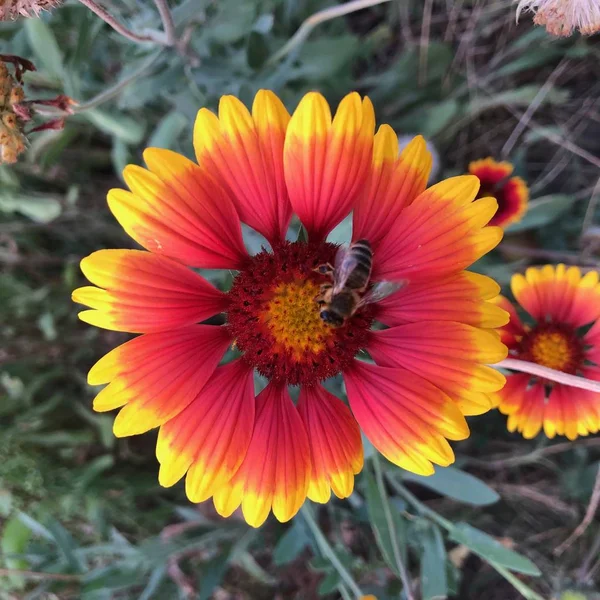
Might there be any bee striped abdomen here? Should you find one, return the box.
[345,239,372,290]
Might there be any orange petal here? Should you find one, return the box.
[108,149,247,269]
[297,385,363,503]
[353,130,431,248]
[72,250,227,333]
[369,322,507,416]
[193,91,292,244]
[213,383,310,528]
[373,176,502,282]
[344,361,469,476]
[376,271,509,330]
[156,359,255,499]
[284,91,375,240]
[490,295,526,348]
[468,157,514,183]
[490,176,528,229]
[90,325,230,437]
[511,265,600,327]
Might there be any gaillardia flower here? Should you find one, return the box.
[468,157,529,229]
[493,265,600,440]
[73,90,508,527]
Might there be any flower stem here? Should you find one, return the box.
[372,454,414,600]
[76,0,168,45]
[300,504,364,599]
[74,50,163,113]
[267,0,392,66]
[496,358,600,393]
[153,0,176,45]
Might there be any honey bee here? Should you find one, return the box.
[314,239,404,327]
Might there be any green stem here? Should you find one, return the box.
[372,455,414,600]
[74,50,163,112]
[490,563,545,600]
[267,0,392,66]
[300,505,364,599]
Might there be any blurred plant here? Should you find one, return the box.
[0,0,60,21]
[468,157,529,229]
[516,0,600,36]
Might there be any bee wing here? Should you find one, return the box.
[332,245,359,294]
[358,281,406,307]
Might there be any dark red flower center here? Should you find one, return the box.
[226,241,374,385]
[519,322,585,374]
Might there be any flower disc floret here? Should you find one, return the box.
[227,241,373,385]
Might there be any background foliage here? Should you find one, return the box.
[1,0,600,598]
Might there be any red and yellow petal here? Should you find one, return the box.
[72,250,227,333]
[468,157,513,184]
[156,359,255,501]
[108,149,248,269]
[344,361,469,476]
[511,265,600,327]
[284,91,375,241]
[193,91,292,244]
[89,325,231,436]
[373,175,502,282]
[369,322,507,416]
[213,383,310,528]
[490,295,526,348]
[491,176,528,229]
[544,369,600,440]
[493,376,544,439]
[297,385,363,503]
[376,271,509,330]
[353,130,431,248]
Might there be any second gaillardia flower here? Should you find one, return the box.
[73,90,508,527]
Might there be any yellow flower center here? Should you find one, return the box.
[529,331,573,371]
[261,279,332,358]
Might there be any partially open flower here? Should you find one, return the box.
[0,0,61,20]
[493,265,600,439]
[468,157,529,229]
[73,90,509,528]
[516,0,600,36]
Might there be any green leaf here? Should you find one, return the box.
[24,19,64,80]
[421,525,448,600]
[468,86,569,115]
[198,552,231,600]
[449,523,541,576]
[506,194,575,233]
[2,515,32,587]
[273,518,312,566]
[82,109,146,145]
[364,462,406,578]
[421,100,460,137]
[400,466,500,506]
[317,569,341,595]
[0,193,62,223]
[247,31,270,70]
[147,111,188,150]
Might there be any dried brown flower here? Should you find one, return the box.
[516,0,600,36]
[0,0,61,21]
[0,61,27,164]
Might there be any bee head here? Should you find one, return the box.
[319,309,344,327]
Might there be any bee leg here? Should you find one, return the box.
[313,263,335,278]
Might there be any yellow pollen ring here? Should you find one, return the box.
[529,331,573,371]
[261,279,333,358]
